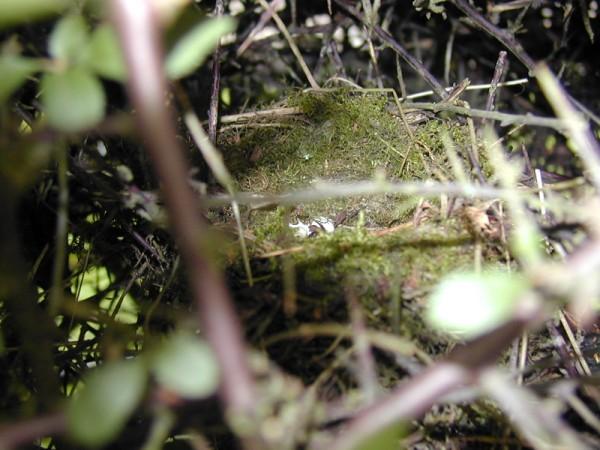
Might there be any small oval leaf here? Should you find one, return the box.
[165,17,235,79]
[67,359,148,447]
[426,270,529,339]
[85,24,127,81]
[0,55,41,103]
[49,15,90,64]
[150,331,220,399]
[41,68,106,132]
[0,0,68,29]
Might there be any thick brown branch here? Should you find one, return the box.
[108,0,256,418]
[321,309,543,450]
[0,413,66,450]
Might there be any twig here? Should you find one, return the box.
[404,78,529,100]
[49,144,69,315]
[395,53,407,99]
[444,21,457,85]
[480,368,588,449]
[577,0,595,43]
[488,0,541,14]
[207,0,224,144]
[220,106,302,124]
[176,88,254,286]
[256,0,319,89]
[535,63,600,191]
[546,320,579,378]
[450,0,536,72]
[0,413,66,450]
[109,0,257,425]
[318,363,468,450]
[264,323,432,365]
[319,310,545,450]
[558,310,592,376]
[403,101,567,130]
[452,0,600,126]
[347,289,380,403]
[334,0,447,100]
[482,51,508,129]
[517,331,528,385]
[203,180,509,208]
[237,0,283,56]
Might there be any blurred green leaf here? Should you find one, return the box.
[41,68,106,132]
[426,270,530,339]
[67,359,148,447]
[0,0,68,29]
[0,139,52,189]
[0,55,41,103]
[49,14,90,64]
[165,17,235,79]
[85,24,127,81]
[352,423,405,450]
[149,331,220,399]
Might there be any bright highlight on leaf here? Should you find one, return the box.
[67,359,148,447]
[149,331,220,399]
[165,17,236,79]
[41,68,106,132]
[426,270,529,339]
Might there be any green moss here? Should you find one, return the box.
[217,89,496,347]
[219,89,475,239]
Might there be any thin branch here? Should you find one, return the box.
[535,63,600,191]
[109,0,256,422]
[207,0,224,144]
[203,180,509,208]
[403,101,567,130]
[450,0,536,72]
[256,0,319,89]
[347,289,380,403]
[320,309,543,450]
[482,51,508,129]
[237,0,283,56]
[404,78,529,100]
[444,21,457,85]
[334,0,447,99]
[49,143,69,315]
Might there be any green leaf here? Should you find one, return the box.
[84,24,127,81]
[49,14,90,64]
[352,422,405,450]
[0,0,68,29]
[67,359,148,447]
[165,17,235,80]
[426,270,529,339]
[0,55,41,103]
[41,68,106,132]
[149,331,220,399]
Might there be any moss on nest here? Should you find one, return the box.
[216,89,499,355]
[219,89,477,234]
